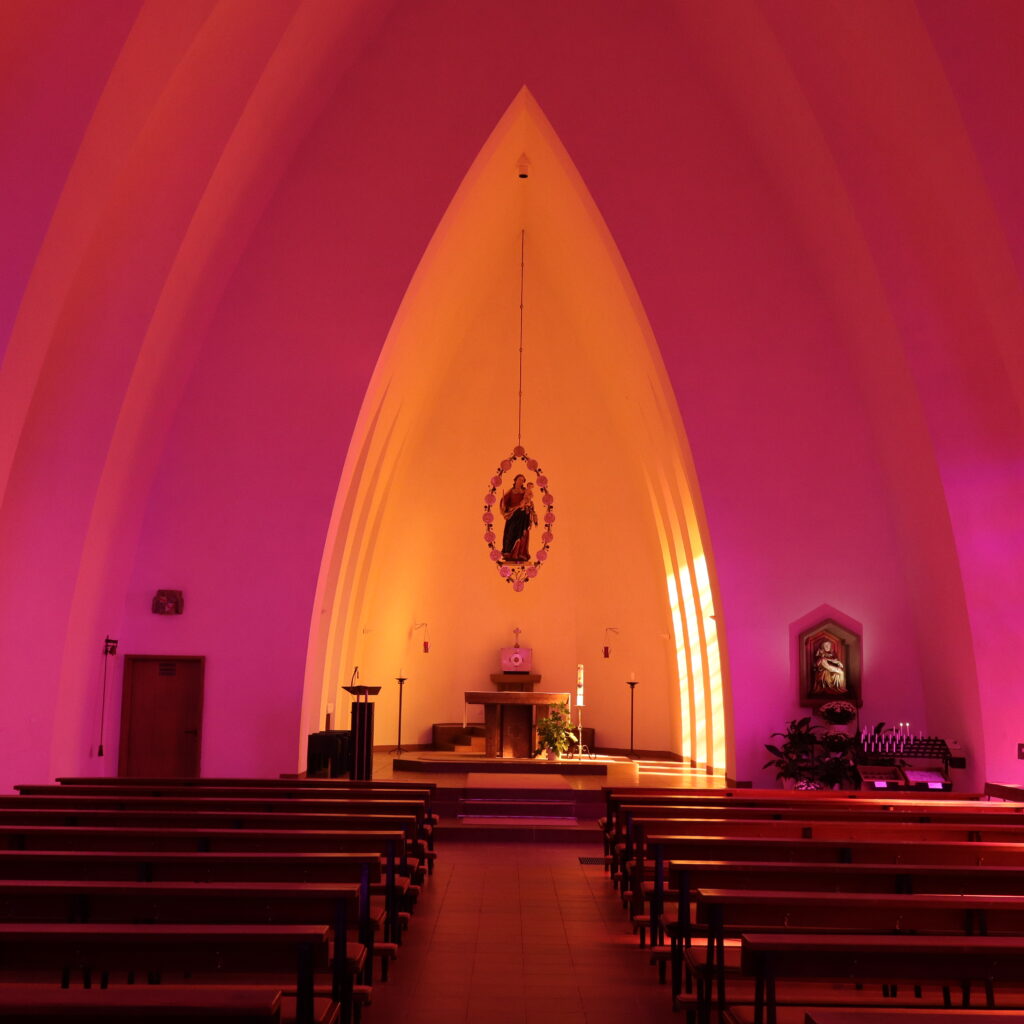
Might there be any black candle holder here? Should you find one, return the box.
[626,680,639,758]
[389,677,408,755]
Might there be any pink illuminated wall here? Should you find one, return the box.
[1,0,1022,790]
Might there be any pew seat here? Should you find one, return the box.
[0,983,286,1023]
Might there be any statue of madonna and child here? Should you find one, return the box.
[499,474,538,563]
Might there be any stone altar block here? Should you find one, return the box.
[464,690,570,758]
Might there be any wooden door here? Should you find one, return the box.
[118,656,204,777]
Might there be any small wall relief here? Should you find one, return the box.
[799,618,861,707]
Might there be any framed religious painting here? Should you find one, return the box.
[798,618,862,708]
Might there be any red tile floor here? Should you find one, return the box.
[368,840,679,1024]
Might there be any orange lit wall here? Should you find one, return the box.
[306,92,730,770]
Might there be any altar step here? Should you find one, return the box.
[452,735,486,754]
[432,783,604,843]
[458,797,576,818]
[431,723,486,752]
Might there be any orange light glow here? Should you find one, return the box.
[304,89,732,773]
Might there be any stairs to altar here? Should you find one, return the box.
[434,782,604,843]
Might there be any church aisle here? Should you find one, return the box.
[368,840,678,1024]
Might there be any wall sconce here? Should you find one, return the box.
[412,622,429,653]
[603,626,619,658]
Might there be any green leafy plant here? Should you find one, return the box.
[763,716,866,790]
[534,701,578,758]
[763,717,819,785]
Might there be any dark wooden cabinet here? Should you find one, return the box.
[306,730,352,778]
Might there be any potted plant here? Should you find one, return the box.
[765,716,882,789]
[534,701,578,759]
[763,717,820,787]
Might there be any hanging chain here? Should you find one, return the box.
[518,228,525,447]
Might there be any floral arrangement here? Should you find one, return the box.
[793,779,828,791]
[818,700,857,725]
[534,701,578,758]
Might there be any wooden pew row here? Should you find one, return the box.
[687,889,1024,1022]
[637,832,1024,947]
[56,777,434,793]
[740,934,1024,1024]
[19,784,438,821]
[800,1012,1024,1024]
[6,794,434,845]
[0,878,382,999]
[600,788,996,833]
[0,781,444,1023]
[619,813,1024,893]
[601,791,1021,868]
[0,848,397,974]
[0,848,380,882]
[0,984,285,1023]
[611,810,1024,889]
[0,924,344,1024]
[664,859,1024,1001]
[601,791,1021,846]
[0,826,407,942]
[0,809,425,879]
[0,797,436,867]
[47,779,441,847]
[0,803,426,835]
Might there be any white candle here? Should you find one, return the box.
[630,668,636,681]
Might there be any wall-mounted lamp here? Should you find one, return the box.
[603,626,619,659]
[412,622,429,654]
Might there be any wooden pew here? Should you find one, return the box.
[0,877,390,983]
[690,889,1024,1022]
[618,814,1024,897]
[601,789,995,834]
[662,860,1024,1002]
[0,799,429,833]
[55,777,434,793]
[739,933,1024,1024]
[0,812,423,877]
[0,984,285,1022]
[0,827,407,942]
[0,923,346,1024]
[602,792,1021,870]
[637,832,1024,947]
[0,851,393,978]
[802,1011,1024,1024]
[0,798,435,867]
[19,784,437,820]
[0,848,381,884]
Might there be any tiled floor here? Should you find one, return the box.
[369,840,680,1024]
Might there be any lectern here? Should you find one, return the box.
[343,685,380,780]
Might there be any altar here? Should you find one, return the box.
[464,689,569,758]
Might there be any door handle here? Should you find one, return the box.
[184,729,198,736]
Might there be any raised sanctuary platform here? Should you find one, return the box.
[392,749,639,779]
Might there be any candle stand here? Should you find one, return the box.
[388,677,408,755]
[626,680,639,758]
